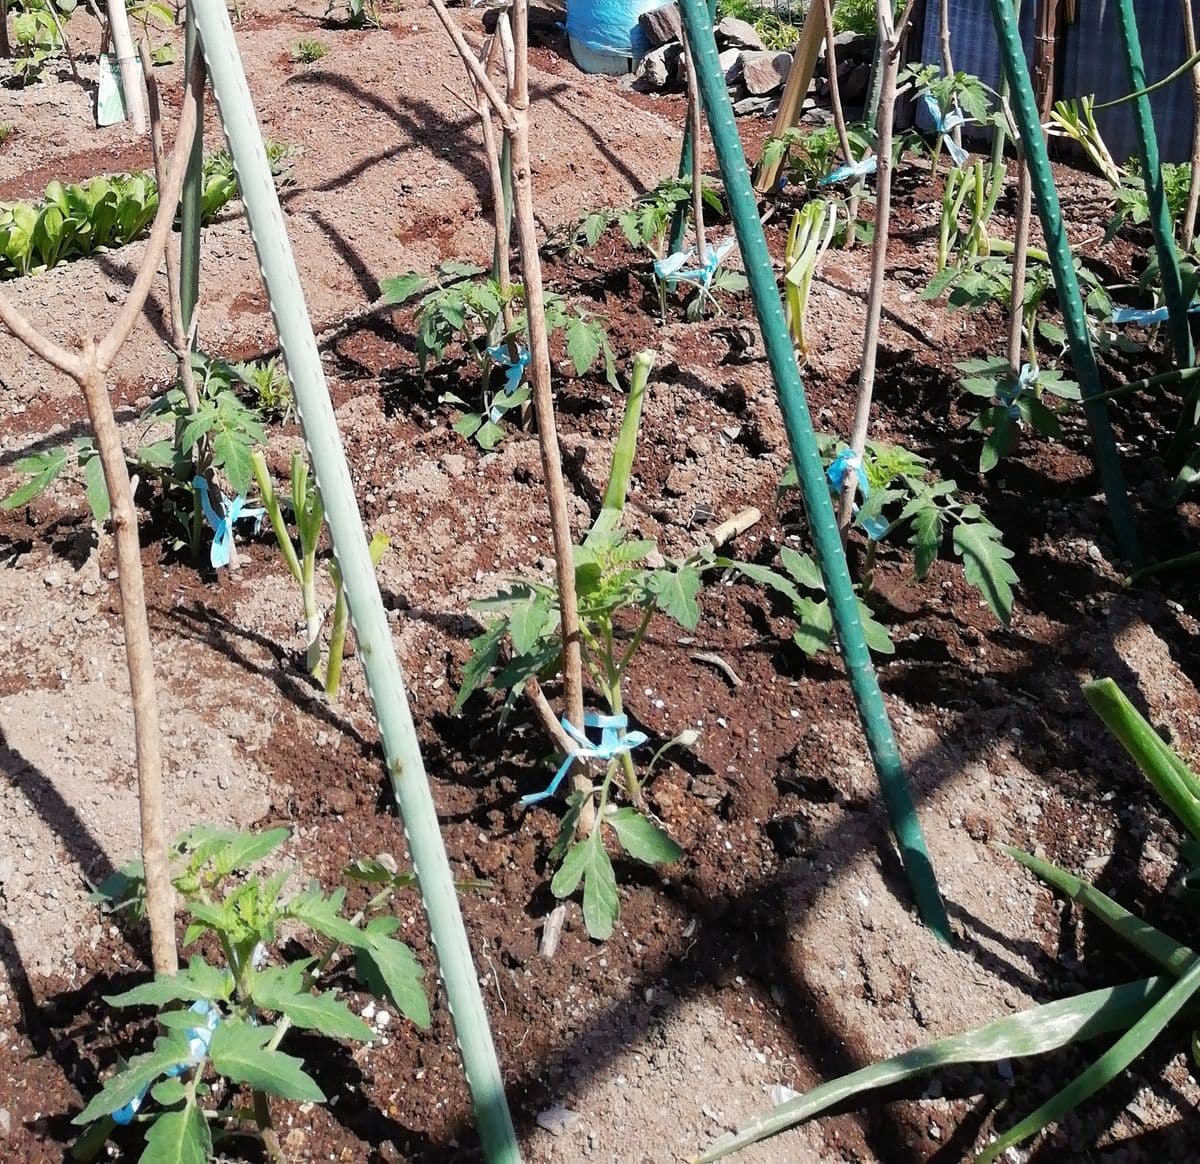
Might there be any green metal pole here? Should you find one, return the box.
[677,0,950,943]
[670,0,719,255]
[180,10,204,336]
[987,0,1142,566]
[190,2,521,1159]
[1114,0,1194,373]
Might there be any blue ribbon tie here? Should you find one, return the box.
[819,154,877,186]
[827,449,889,541]
[112,1001,220,1125]
[522,711,648,805]
[486,343,530,396]
[999,362,1038,419]
[194,477,264,570]
[923,92,968,167]
[653,237,737,290]
[1112,301,1200,326]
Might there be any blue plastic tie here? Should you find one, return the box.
[1112,300,1200,326]
[999,362,1038,419]
[826,449,888,541]
[485,343,530,397]
[653,237,736,290]
[112,1001,220,1125]
[922,92,968,167]
[521,711,648,805]
[819,154,877,186]
[194,477,264,570]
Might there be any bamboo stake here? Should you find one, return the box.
[938,0,961,149]
[428,0,586,754]
[755,0,827,193]
[836,0,918,532]
[683,32,708,267]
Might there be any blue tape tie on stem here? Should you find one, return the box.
[653,237,736,290]
[826,449,889,541]
[922,92,968,167]
[112,1001,220,1125]
[819,154,877,186]
[194,477,264,571]
[1112,300,1200,326]
[522,711,648,805]
[1000,362,1038,419]
[485,343,530,396]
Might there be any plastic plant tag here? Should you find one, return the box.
[97,54,144,128]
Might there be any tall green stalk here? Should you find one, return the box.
[987,0,1142,566]
[677,0,950,943]
[1114,0,1194,373]
[189,2,520,1158]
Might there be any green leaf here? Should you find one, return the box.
[857,600,895,655]
[208,1018,325,1102]
[564,315,602,375]
[251,963,375,1042]
[724,559,805,606]
[1006,846,1194,977]
[474,420,506,450]
[454,618,507,712]
[212,827,290,875]
[104,956,231,1009]
[550,831,619,940]
[646,566,702,629]
[379,272,428,304]
[150,1076,188,1107]
[978,957,1200,1163]
[1083,678,1200,842]
[73,1033,192,1125]
[212,427,256,498]
[139,1103,211,1164]
[793,597,834,655]
[952,518,1017,625]
[508,594,551,657]
[779,547,823,590]
[2,446,68,510]
[693,977,1176,1162]
[353,917,430,1029]
[605,808,683,865]
[81,447,110,524]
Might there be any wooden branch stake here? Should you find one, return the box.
[0,57,204,975]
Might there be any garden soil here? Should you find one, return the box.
[1,4,1199,1163]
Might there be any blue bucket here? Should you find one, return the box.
[566,0,674,74]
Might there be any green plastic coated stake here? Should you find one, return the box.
[676,0,950,943]
[987,0,1141,567]
[180,11,204,336]
[1114,0,1194,373]
[189,3,521,1159]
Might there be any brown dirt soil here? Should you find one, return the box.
[2,5,1200,1164]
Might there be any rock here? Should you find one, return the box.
[715,15,765,51]
[840,61,871,103]
[833,31,876,62]
[636,42,681,89]
[638,2,681,47]
[0,1109,9,1138]
[742,49,791,95]
[718,46,743,84]
[732,94,774,116]
[536,1106,581,1136]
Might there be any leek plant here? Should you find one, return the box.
[694,677,1200,1163]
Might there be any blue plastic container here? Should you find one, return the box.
[566,0,674,74]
